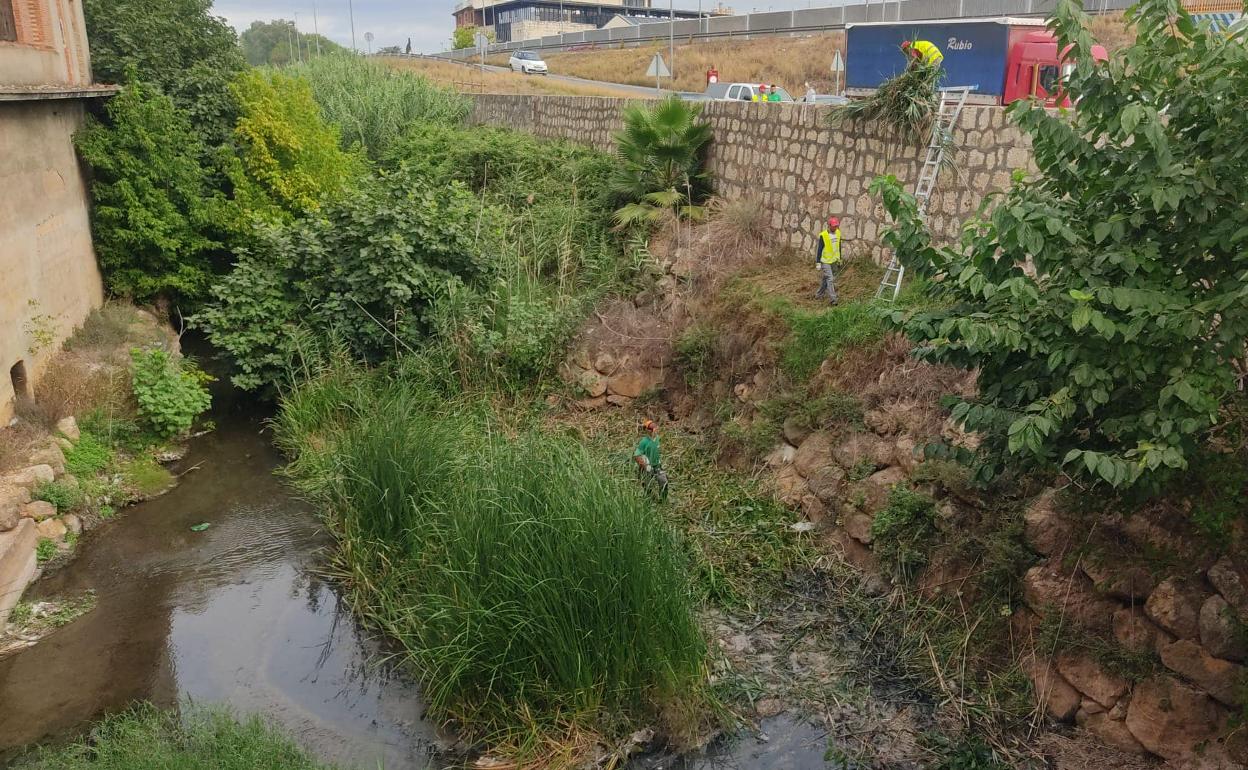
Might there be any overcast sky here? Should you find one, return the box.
[209,1,837,55]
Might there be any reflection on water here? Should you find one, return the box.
[0,402,442,769]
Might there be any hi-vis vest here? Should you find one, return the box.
[912,40,944,66]
[819,228,842,265]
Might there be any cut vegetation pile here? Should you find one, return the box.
[275,370,711,758]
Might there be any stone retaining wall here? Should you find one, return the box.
[469,94,1035,262]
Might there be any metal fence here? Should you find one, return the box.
[443,0,1136,60]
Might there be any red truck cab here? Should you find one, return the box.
[1003,30,1109,106]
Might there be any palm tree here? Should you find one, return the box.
[610,96,713,228]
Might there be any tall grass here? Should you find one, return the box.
[15,704,335,770]
[275,371,711,755]
[290,54,471,159]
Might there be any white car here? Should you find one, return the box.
[508,50,548,75]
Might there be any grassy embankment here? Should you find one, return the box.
[12,706,336,770]
[382,55,648,97]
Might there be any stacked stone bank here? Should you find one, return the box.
[469,95,1036,263]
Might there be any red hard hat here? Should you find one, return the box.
[828,216,840,228]
[759,83,767,89]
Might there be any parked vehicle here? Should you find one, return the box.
[845,18,1108,106]
[508,50,548,75]
[702,82,795,102]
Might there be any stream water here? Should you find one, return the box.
[0,375,832,769]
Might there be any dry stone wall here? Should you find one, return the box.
[469,94,1035,262]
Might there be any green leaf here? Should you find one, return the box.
[190,523,211,532]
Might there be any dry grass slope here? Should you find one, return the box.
[382,56,643,97]
[533,34,846,95]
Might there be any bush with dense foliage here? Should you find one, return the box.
[611,96,713,227]
[196,166,495,391]
[873,0,1248,490]
[75,82,225,302]
[83,0,246,146]
[226,70,367,222]
[130,348,212,439]
[293,55,470,159]
[275,371,710,752]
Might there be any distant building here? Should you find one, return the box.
[1,0,114,423]
[454,0,703,43]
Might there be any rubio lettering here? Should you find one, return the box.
[946,37,973,50]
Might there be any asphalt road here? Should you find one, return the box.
[435,56,675,98]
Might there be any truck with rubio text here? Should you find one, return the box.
[845,17,1108,106]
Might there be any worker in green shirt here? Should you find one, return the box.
[767,86,783,102]
[633,418,668,501]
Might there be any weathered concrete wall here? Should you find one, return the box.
[469,95,1034,261]
[1,0,94,87]
[0,100,104,423]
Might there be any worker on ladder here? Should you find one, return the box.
[815,216,843,306]
[901,39,944,68]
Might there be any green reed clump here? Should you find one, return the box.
[275,372,711,748]
[291,54,470,159]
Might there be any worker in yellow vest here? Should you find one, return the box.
[753,84,769,102]
[815,216,842,306]
[901,39,944,68]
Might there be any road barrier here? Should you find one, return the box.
[443,0,1134,60]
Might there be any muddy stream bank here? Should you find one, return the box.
[0,376,834,769]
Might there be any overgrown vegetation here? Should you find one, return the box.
[874,0,1248,493]
[870,486,938,583]
[13,705,336,770]
[275,368,712,757]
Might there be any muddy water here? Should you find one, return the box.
[0,380,831,769]
[0,394,444,769]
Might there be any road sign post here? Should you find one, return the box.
[830,49,845,96]
[646,53,671,91]
[475,31,490,70]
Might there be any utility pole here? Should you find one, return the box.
[348,0,357,52]
[669,0,674,82]
[294,12,302,63]
[312,0,321,56]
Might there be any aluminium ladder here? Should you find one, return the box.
[876,86,974,303]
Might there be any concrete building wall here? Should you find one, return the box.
[468,94,1034,261]
[0,100,104,424]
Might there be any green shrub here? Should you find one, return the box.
[870,486,939,583]
[17,704,335,769]
[196,166,494,392]
[65,432,115,477]
[240,20,347,67]
[35,538,58,563]
[74,81,226,302]
[226,69,367,222]
[34,480,82,513]
[292,54,470,159]
[274,374,710,748]
[130,348,212,439]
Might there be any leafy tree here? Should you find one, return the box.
[75,82,225,302]
[611,96,713,227]
[240,19,347,67]
[226,70,368,222]
[452,25,492,50]
[83,0,246,145]
[872,0,1248,490]
[195,167,497,391]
